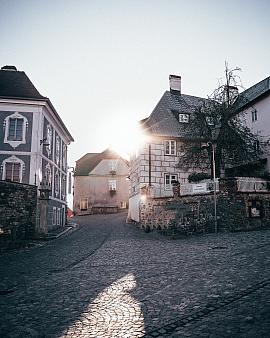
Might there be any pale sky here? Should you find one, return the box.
[1,0,269,165]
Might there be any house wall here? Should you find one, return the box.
[243,95,270,171]
[128,137,201,222]
[0,100,71,230]
[74,158,129,215]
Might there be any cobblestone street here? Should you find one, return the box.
[0,212,270,337]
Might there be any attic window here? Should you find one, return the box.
[179,113,190,123]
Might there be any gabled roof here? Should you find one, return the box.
[141,91,208,138]
[0,66,74,142]
[74,148,127,176]
[235,76,270,110]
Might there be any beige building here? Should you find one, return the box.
[73,148,129,215]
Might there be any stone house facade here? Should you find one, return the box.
[73,149,129,215]
[128,75,209,222]
[0,65,74,231]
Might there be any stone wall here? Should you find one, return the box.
[0,180,37,240]
[139,179,270,233]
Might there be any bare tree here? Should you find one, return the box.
[178,63,269,178]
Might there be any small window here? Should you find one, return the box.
[165,140,176,155]
[254,140,260,153]
[165,174,178,189]
[179,113,190,123]
[206,116,214,126]
[120,201,127,209]
[248,200,262,218]
[109,179,117,191]
[251,109,257,122]
[80,198,88,211]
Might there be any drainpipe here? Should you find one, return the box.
[148,143,151,186]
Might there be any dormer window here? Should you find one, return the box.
[179,113,190,123]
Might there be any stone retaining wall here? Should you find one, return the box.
[140,179,270,233]
[0,180,37,240]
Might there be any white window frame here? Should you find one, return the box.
[164,140,177,155]
[3,112,28,148]
[1,155,25,182]
[80,198,88,211]
[164,173,178,190]
[108,179,117,191]
[179,113,190,123]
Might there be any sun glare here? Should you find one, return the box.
[102,115,147,159]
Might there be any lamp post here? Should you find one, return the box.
[209,141,218,234]
[201,141,218,233]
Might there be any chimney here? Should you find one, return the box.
[1,65,17,71]
[169,74,181,95]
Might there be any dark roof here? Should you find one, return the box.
[74,148,126,176]
[141,91,208,138]
[0,67,47,100]
[0,66,74,142]
[235,76,270,110]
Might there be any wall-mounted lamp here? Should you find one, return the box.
[40,138,50,146]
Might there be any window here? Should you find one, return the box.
[53,207,57,225]
[46,124,52,155]
[120,201,127,209]
[54,171,60,197]
[251,109,257,122]
[206,116,214,126]
[44,163,52,186]
[254,140,260,153]
[80,198,88,211]
[55,136,60,165]
[5,163,21,182]
[62,144,67,170]
[2,155,24,182]
[179,113,190,123]
[109,179,117,191]
[4,112,28,148]
[165,174,178,189]
[165,140,176,155]
[57,208,61,226]
[8,118,23,141]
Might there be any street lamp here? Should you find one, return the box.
[201,141,218,233]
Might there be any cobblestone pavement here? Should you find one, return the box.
[0,212,270,337]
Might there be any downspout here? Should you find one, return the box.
[148,143,151,186]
